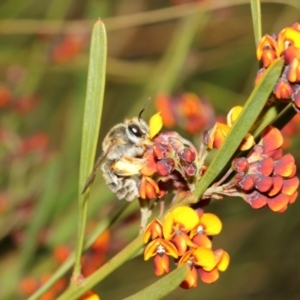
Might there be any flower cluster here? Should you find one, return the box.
[107,23,300,294]
[232,126,299,212]
[256,23,300,111]
[143,206,229,288]
[155,93,215,134]
[139,130,200,200]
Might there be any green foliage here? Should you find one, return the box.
[0,1,300,300]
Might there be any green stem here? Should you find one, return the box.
[72,195,89,280]
[27,201,129,300]
[57,236,143,300]
[250,0,262,45]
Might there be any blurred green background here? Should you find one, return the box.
[1,0,300,299]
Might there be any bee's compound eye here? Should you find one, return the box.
[128,124,143,137]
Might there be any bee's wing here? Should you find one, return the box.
[81,142,114,194]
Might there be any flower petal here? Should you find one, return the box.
[278,27,300,53]
[144,240,161,260]
[255,175,273,193]
[192,234,212,249]
[214,249,230,271]
[143,218,163,243]
[193,247,216,271]
[268,193,289,212]
[198,268,219,284]
[171,206,199,232]
[163,212,174,240]
[200,213,222,235]
[260,126,283,154]
[154,253,170,276]
[227,106,243,126]
[247,191,268,209]
[180,266,198,289]
[267,176,283,197]
[274,154,295,177]
[281,177,299,196]
[149,112,163,139]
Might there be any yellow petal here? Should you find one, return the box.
[160,239,178,258]
[178,249,193,266]
[162,212,174,240]
[79,291,101,300]
[149,112,163,139]
[278,27,300,53]
[227,106,243,127]
[213,123,231,149]
[144,240,161,261]
[193,247,216,271]
[200,213,222,235]
[143,218,161,243]
[240,133,255,151]
[171,206,199,232]
[215,249,230,272]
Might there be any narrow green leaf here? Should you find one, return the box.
[250,0,262,45]
[73,19,107,278]
[79,19,107,192]
[193,58,284,200]
[123,265,189,300]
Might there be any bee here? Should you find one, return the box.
[82,101,151,201]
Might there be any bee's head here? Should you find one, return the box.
[125,117,149,145]
[125,98,151,145]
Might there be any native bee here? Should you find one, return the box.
[82,101,151,201]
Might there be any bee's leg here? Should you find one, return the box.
[101,161,121,192]
[102,161,139,201]
[120,178,139,201]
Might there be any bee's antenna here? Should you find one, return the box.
[138,97,151,121]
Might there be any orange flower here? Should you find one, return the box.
[198,249,230,284]
[162,206,199,256]
[155,93,215,134]
[203,106,254,150]
[256,35,280,67]
[163,206,199,240]
[255,24,300,112]
[178,247,216,288]
[273,78,293,99]
[277,27,300,54]
[139,176,160,200]
[144,238,178,276]
[234,126,299,212]
[143,218,163,243]
[190,213,222,247]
